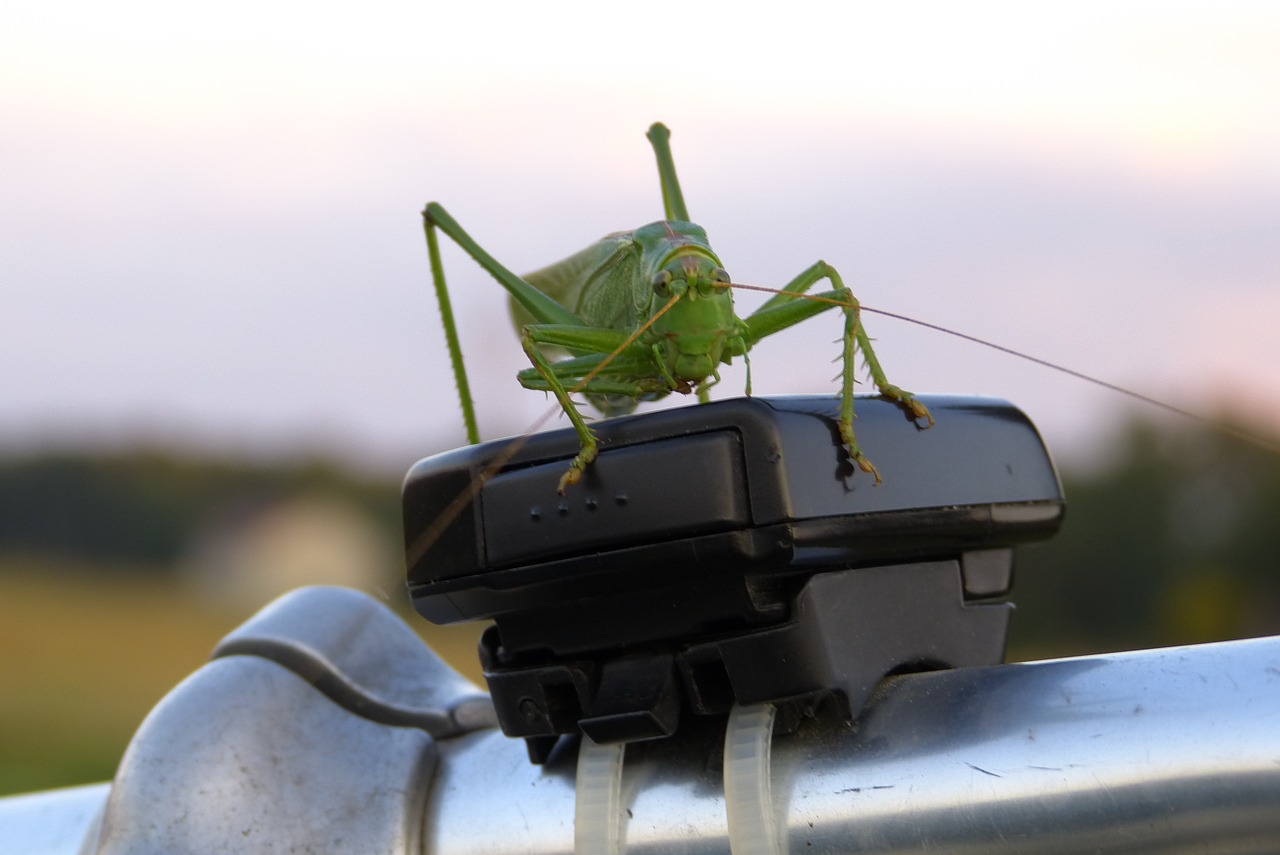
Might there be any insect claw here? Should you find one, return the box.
[557,443,598,495]
[854,454,884,486]
[878,384,935,429]
[838,422,882,485]
[556,469,578,495]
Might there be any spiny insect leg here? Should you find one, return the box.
[739,261,932,481]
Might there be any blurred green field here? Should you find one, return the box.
[0,559,485,797]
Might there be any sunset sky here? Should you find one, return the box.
[3,1,1278,473]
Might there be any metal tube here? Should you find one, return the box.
[426,635,1280,854]
[5,634,1279,853]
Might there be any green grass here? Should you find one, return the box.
[0,559,486,796]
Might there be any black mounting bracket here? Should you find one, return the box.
[403,395,1064,762]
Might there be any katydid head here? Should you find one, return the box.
[648,256,737,383]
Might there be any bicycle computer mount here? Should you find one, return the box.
[403,395,1063,762]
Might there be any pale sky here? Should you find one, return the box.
[3,1,1279,473]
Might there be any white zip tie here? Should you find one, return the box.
[575,736,626,855]
[724,703,781,855]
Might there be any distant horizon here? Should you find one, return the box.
[0,385,1264,483]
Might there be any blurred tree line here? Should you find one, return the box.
[1012,417,1280,656]
[0,451,403,570]
[2,415,1279,657]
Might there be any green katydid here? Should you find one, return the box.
[422,122,933,494]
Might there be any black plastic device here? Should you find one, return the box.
[403,395,1064,762]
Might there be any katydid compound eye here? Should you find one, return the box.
[712,267,731,284]
[652,271,673,297]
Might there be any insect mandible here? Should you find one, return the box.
[422,123,933,493]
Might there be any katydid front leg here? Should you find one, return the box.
[519,330,599,494]
[515,323,661,493]
[736,260,933,483]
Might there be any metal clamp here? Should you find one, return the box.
[91,586,496,853]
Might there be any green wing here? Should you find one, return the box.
[511,231,644,334]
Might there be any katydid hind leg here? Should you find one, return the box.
[422,199,688,491]
[423,210,480,445]
[423,203,584,329]
[422,201,598,462]
[646,123,691,222]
